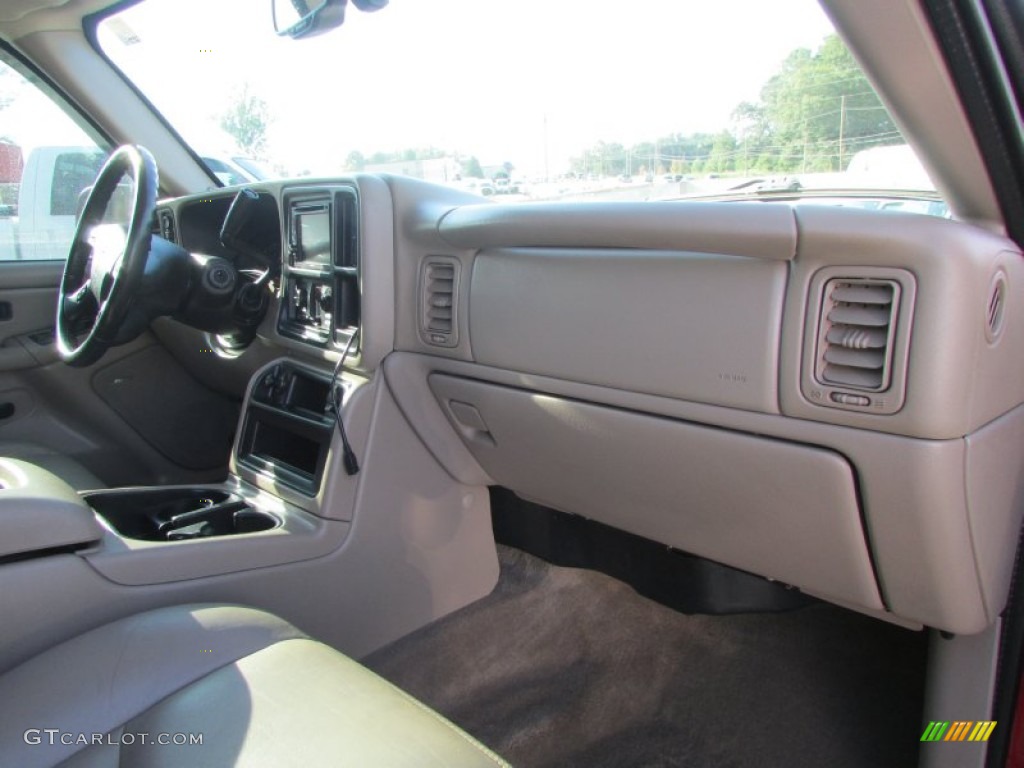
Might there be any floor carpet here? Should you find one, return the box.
[364,546,928,768]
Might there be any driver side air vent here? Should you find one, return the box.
[420,257,460,348]
[817,279,899,391]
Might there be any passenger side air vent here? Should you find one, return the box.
[802,268,915,416]
[157,209,177,243]
[420,257,460,348]
[818,280,898,391]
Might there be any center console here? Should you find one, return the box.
[2,181,368,586]
[84,488,278,541]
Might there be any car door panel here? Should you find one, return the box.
[0,261,61,372]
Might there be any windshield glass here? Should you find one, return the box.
[96,0,941,209]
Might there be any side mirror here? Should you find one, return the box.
[272,0,345,39]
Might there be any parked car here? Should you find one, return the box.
[755,175,802,193]
[0,145,105,261]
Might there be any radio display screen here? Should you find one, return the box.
[295,207,331,265]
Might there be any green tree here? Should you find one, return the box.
[568,140,629,176]
[344,150,366,171]
[565,33,894,180]
[462,156,484,178]
[364,146,447,165]
[707,132,737,174]
[759,35,897,171]
[220,84,270,158]
[732,102,771,173]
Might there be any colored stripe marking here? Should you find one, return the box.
[948,722,973,741]
[921,722,950,741]
[978,722,997,742]
[922,720,997,742]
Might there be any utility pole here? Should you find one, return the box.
[741,126,748,176]
[802,122,808,173]
[543,113,550,182]
[801,95,808,173]
[838,94,847,171]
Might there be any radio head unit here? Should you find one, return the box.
[279,186,360,347]
[289,199,332,270]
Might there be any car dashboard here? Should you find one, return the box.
[150,172,1024,638]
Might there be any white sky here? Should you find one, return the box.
[95,0,837,177]
[0,69,96,154]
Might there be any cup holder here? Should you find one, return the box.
[85,488,279,542]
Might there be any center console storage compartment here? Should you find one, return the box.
[237,362,334,496]
[86,488,278,541]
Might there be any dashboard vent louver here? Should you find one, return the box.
[420,258,459,347]
[817,279,900,391]
[986,273,1007,342]
[158,209,177,243]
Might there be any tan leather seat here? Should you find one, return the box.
[0,604,508,768]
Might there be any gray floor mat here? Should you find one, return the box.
[364,546,927,768]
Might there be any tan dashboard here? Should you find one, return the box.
[377,176,1024,635]
[152,174,1024,636]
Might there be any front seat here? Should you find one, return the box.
[0,604,508,768]
[0,441,104,490]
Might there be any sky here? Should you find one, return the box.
[94,0,838,178]
[0,66,98,155]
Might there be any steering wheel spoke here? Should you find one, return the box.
[62,280,101,340]
[63,279,96,319]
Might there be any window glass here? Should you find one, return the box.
[97,0,944,214]
[0,55,109,260]
[49,151,106,216]
[200,156,247,186]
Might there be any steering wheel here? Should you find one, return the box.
[56,145,158,367]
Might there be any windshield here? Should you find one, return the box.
[96,0,941,209]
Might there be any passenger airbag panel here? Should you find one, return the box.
[430,374,883,610]
[469,249,786,413]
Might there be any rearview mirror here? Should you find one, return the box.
[272,0,387,40]
[272,0,344,39]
